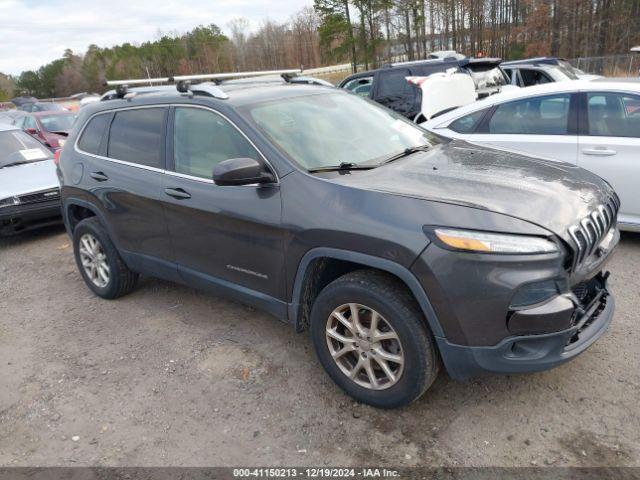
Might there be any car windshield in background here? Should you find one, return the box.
[40,114,76,132]
[243,92,439,170]
[0,130,52,168]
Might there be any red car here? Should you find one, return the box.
[17,111,76,151]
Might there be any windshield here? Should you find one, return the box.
[40,114,76,132]
[470,67,509,88]
[242,92,440,170]
[0,130,52,168]
[554,64,579,80]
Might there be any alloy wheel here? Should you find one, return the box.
[325,303,404,390]
[78,233,110,288]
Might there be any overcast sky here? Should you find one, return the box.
[0,0,312,75]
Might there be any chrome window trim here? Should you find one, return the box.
[74,105,167,173]
[74,103,279,186]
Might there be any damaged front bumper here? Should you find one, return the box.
[437,273,615,380]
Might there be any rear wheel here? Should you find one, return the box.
[73,217,138,299]
[310,270,439,408]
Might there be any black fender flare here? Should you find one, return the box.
[288,247,445,338]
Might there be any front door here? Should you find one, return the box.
[161,106,286,302]
[578,91,640,228]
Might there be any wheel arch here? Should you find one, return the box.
[288,248,444,338]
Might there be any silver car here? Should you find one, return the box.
[0,124,61,235]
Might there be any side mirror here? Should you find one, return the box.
[25,128,37,134]
[213,157,275,186]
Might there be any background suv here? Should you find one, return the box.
[58,77,618,408]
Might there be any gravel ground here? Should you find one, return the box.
[0,225,639,467]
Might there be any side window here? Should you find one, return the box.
[343,76,373,97]
[449,109,488,133]
[107,108,166,168]
[173,107,259,179]
[519,69,552,87]
[587,92,640,138]
[488,94,571,135]
[377,69,412,100]
[78,113,111,155]
[23,116,37,131]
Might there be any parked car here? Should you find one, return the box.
[502,57,602,81]
[421,79,640,231]
[0,124,61,236]
[502,60,583,87]
[17,102,67,113]
[14,111,76,151]
[0,109,27,126]
[58,74,619,408]
[339,58,513,120]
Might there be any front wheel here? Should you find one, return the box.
[310,270,439,408]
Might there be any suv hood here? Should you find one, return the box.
[331,141,616,242]
[0,160,59,198]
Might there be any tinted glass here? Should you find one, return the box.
[173,107,258,179]
[78,113,111,155]
[377,69,413,99]
[449,109,487,133]
[489,94,571,135]
[108,108,165,168]
[520,69,552,86]
[0,130,52,168]
[587,92,640,138]
[244,91,440,170]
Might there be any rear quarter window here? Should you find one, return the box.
[107,108,166,168]
[448,109,488,133]
[78,113,111,155]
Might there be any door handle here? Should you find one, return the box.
[89,171,109,182]
[164,187,191,200]
[582,148,617,156]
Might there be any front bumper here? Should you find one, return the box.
[436,274,614,380]
[0,200,62,236]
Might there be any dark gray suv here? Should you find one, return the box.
[57,77,619,408]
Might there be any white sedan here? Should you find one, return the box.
[422,80,640,231]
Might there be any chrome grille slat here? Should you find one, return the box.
[569,197,618,272]
[16,189,60,205]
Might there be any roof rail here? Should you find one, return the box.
[103,68,306,101]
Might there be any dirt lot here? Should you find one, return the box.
[0,225,639,467]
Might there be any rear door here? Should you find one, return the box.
[466,92,579,163]
[161,105,286,301]
[76,107,174,275]
[578,91,640,227]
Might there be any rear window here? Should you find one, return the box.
[107,108,166,168]
[78,113,111,155]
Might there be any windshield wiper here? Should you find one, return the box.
[307,162,376,173]
[379,145,431,166]
[0,161,32,169]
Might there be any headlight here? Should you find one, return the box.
[434,228,558,254]
[0,197,20,208]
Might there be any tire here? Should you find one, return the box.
[310,269,439,409]
[72,217,138,299]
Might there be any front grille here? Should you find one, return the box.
[17,188,60,205]
[567,194,619,271]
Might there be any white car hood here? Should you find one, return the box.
[0,160,59,198]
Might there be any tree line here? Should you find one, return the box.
[1,1,639,100]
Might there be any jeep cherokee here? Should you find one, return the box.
[57,75,619,408]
